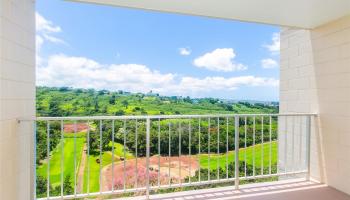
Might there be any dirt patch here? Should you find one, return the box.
[64,123,89,133]
[76,144,87,193]
[102,155,199,191]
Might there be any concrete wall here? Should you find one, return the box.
[279,28,322,181]
[0,0,36,199]
[280,15,350,194]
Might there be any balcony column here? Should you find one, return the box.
[280,15,350,195]
[0,0,36,199]
[279,28,320,182]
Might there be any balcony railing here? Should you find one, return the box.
[20,113,316,200]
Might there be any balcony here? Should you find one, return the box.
[2,0,350,199]
[18,113,324,200]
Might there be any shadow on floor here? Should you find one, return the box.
[118,180,350,200]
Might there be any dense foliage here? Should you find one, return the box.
[36,86,278,117]
[36,175,73,198]
[36,87,278,162]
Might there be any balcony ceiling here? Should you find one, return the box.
[69,0,350,28]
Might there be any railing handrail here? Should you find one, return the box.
[19,113,317,121]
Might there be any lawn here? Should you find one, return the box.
[199,141,278,170]
[37,133,86,189]
[38,134,276,193]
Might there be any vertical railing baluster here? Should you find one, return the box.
[261,116,264,175]
[158,118,161,188]
[299,117,303,171]
[168,122,171,186]
[269,116,272,175]
[217,117,220,180]
[306,116,311,181]
[276,116,279,175]
[60,120,64,197]
[179,121,182,187]
[99,120,102,194]
[112,120,115,192]
[198,118,201,183]
[135,119,138,189]
[47,121,50,199]
[291,116,295,174]
[276,116,279,174]
[123,120,126,191]
[189,120,192,184]
[146,118,151,199]
[284,116,288,174]
[74,120,77,196]
[34,121,37,200]
[234,116,239,190]
[226,117,229,180]
[253,116,256,177]
[87,120,90,195]
[208,118,211,181]
[244,116,247,178]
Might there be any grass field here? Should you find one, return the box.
[199,141,278,170]
[38,135,277,193]
[37,133,86,188]
[37,133,134,193]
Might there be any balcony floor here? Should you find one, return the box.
[114,178,350,200]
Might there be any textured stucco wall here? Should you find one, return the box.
[0,0,36,199]
[280,14,350,195]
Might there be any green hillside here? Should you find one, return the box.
[36,86,278,117]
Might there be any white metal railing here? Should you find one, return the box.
[20,113,316,200]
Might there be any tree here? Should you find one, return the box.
[88,121,113,154]
[94,99,99,113]
[115,110,125,116]
[36,175,48,197]
[122,100,129,108]
[63,175,73,195]
[75,89,83,94]
[132,107,141,112]
[59,87,69,92]
[141,110,148,115]
[184,96,192,103]
[109,95,116,105]
[101,105,107,113]
[48,98,61,116]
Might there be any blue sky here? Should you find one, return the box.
[36,0,280,101]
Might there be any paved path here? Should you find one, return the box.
[76,144,87,193]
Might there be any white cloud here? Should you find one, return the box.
[36,12,61,33]
[193,48,247,72]
[169,76,278,94]
[37,54,176,93]
[43,34,66,45]
[263,32,280,54]
[179,47,191,56]
[37,54,278,97]
[261,58,278,69]
[36,12,65,58]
